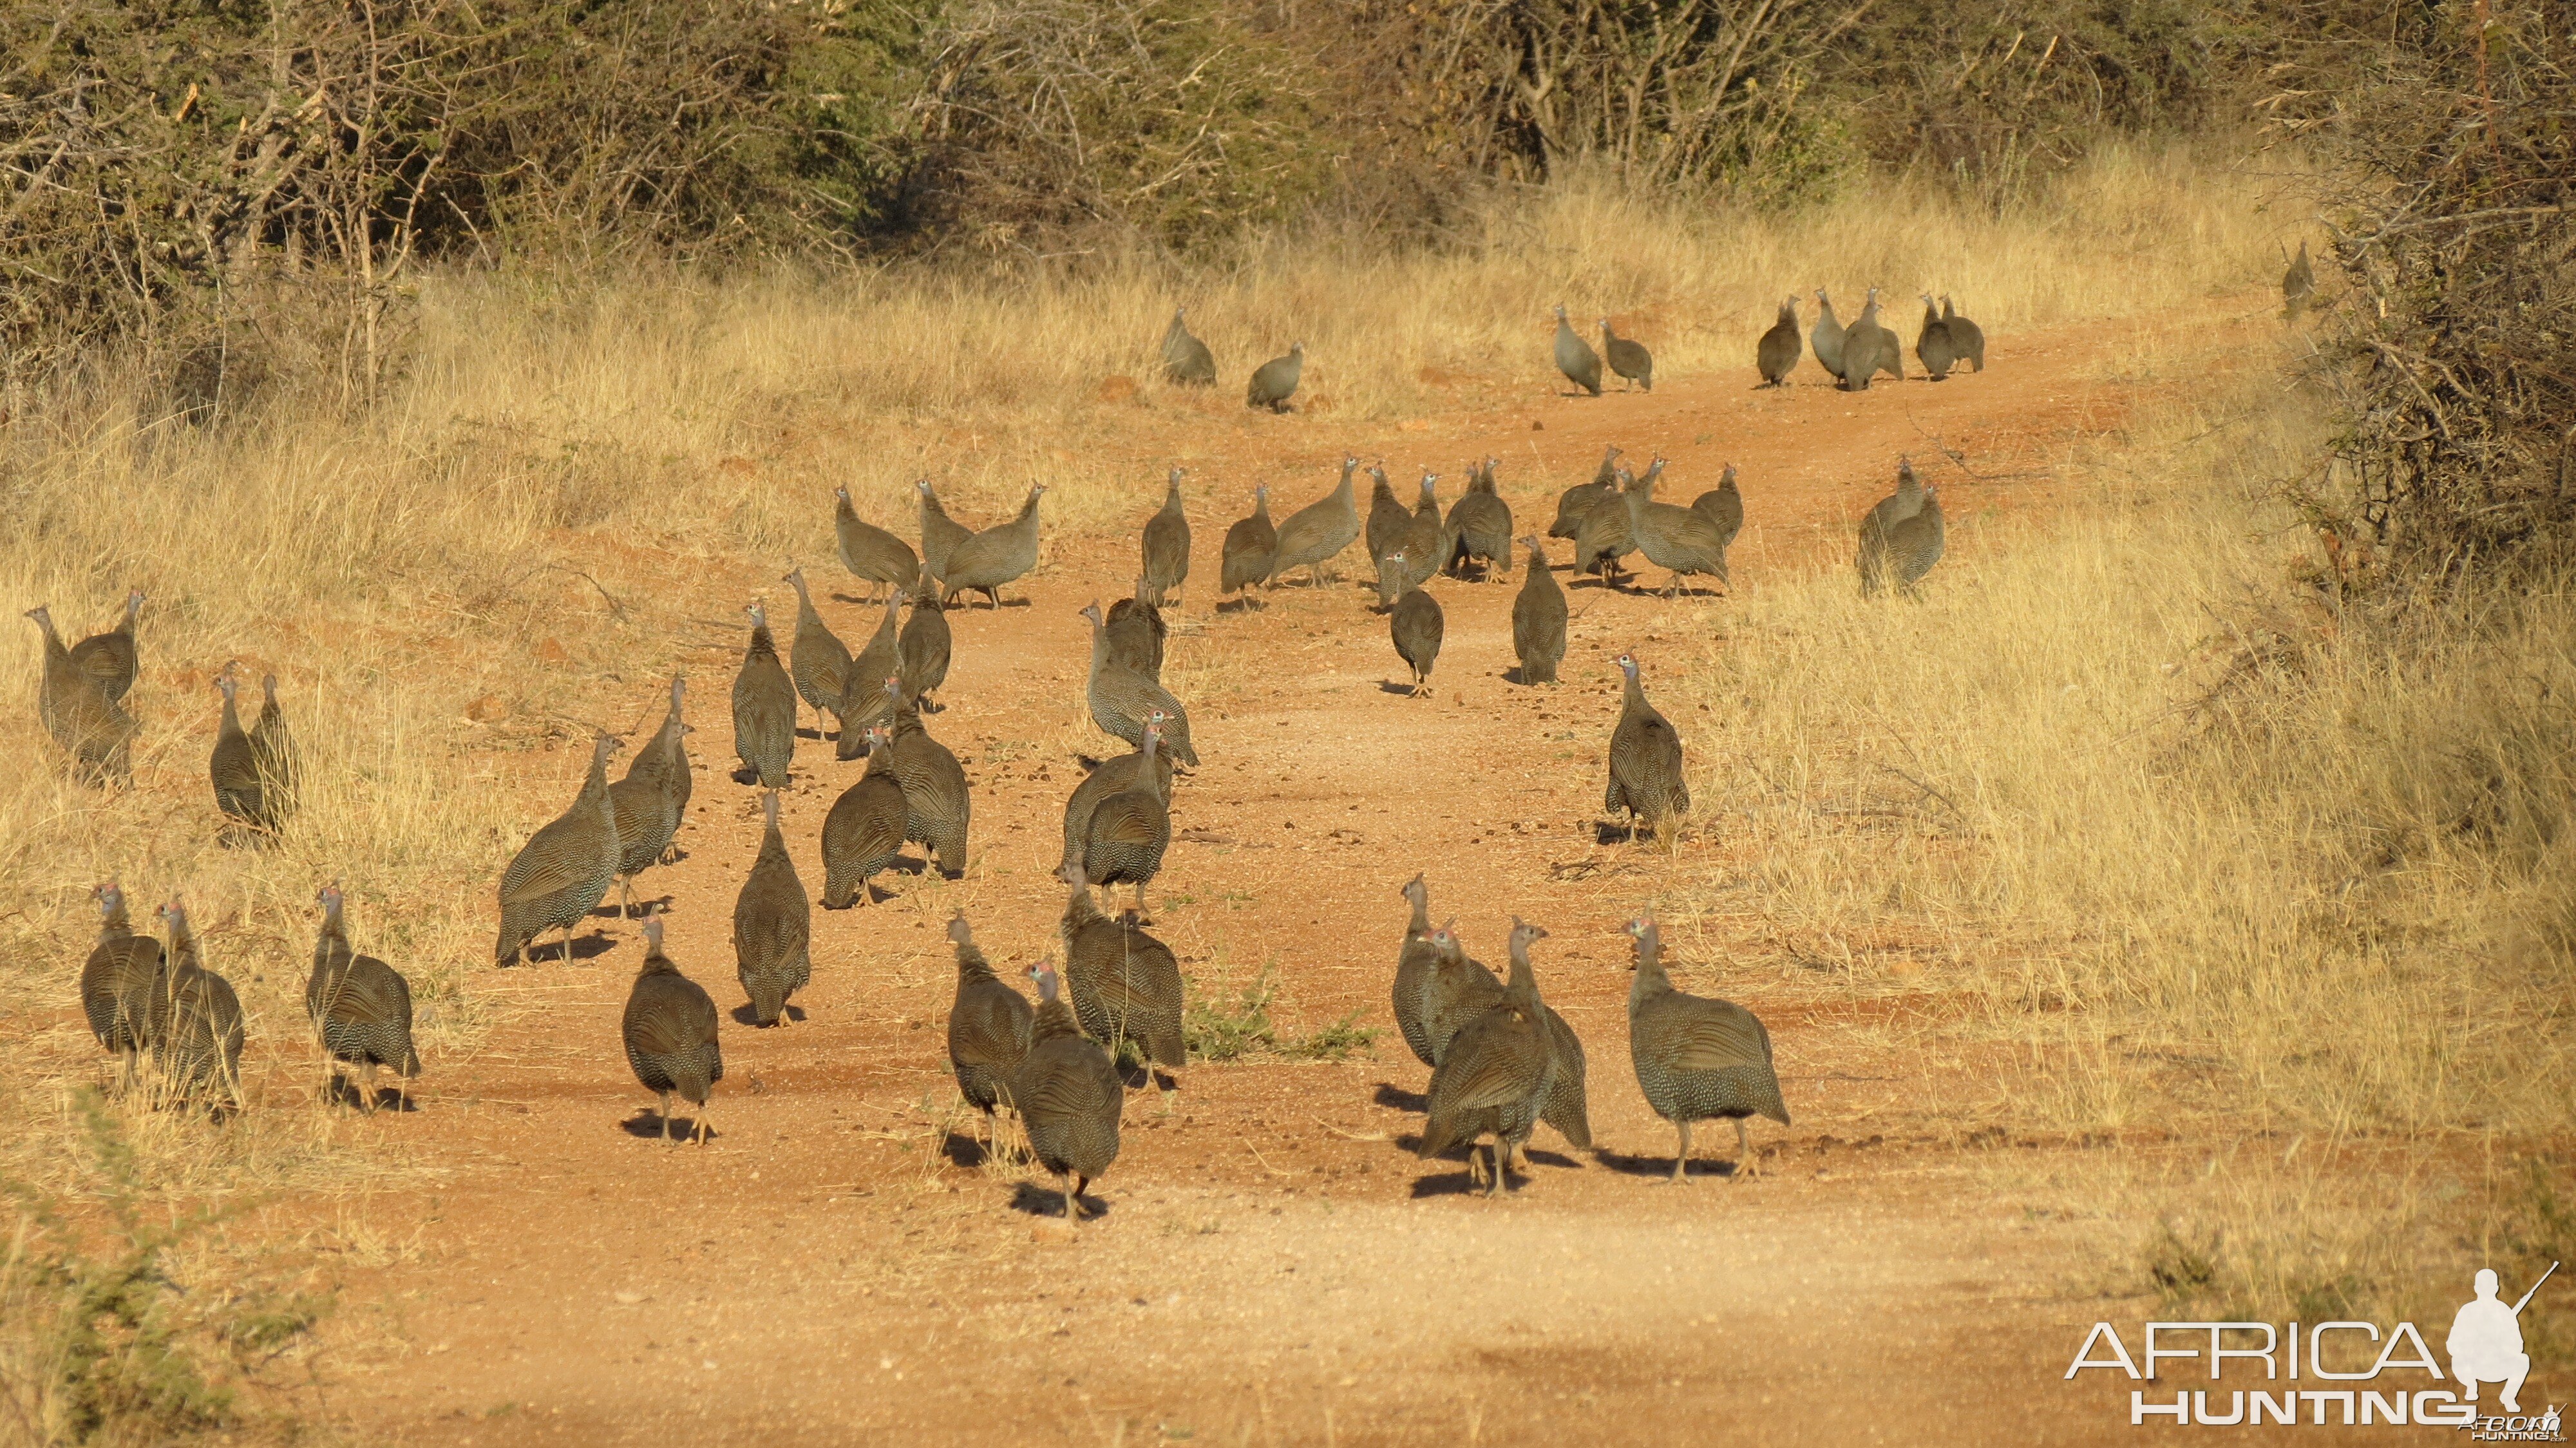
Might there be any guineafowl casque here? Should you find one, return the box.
[1392,874,1440,1067]
[943,482,1047,609]
[1417,917,1558,1196]
[1692,464,1744,557]
[607,703,688,918]
[1162,307,1217,386]
[211,667,281,841]
[1104,586,1167,683]
[1057,862,1186,1091]
[832,485,920,603]
[734,790,812,1027]
[1365,464,1410,575]
[1600,317,1653,391]
[1266,455,1361,588]
[1511,535,1567,685]
[831,588,907,759]
[151,898,245,1109]
[1389,577,1444,699]
[1622,457,1731,596]
[732,602,797,788]
[1444,458,1513,580]
[2281,243,2315,318]
[1245,341,1303,412]
[1397,470,1448,593]
[1219,484,1276,609]
[1059,730,1175,884]
[1625,915,1788,1181]
[1757,297,1803,386]
[81,881,166,1092]
[1549,445,1622,539]
[1607,653,1689,841]
[1075,716,1172,915]
[915,478,972,584]
[68,590,144,704]
[26,606,136,787]
[623,676,692,868]
[946,915,1034,1157]
[1940,296,1985,371]
[820,725,906,908]
[495,734,623,966]
[1081,601,1199,767]
[1914,293,1956,380]
[1139,467,1191,607]
[622,911,722,1144]
[1014,960,1123,1221]
[899,580,952,709]
[1552,305,1603,396]
[309,882,420,1110]
[1810,289,1846,380]
[1857,457,1946,597]
[782,566,852,739]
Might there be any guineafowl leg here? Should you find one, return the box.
[1672,1119,1692,1183]
[362,1060,380,1113]
[617,875,633,919]
[1486,1143,1505,1198]
[692,1105,712,1146]
[659,1091,674,1142]
[1733,1119,1755,1181]
[1061,1172,1081,1223]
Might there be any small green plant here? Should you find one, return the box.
[1185,967,1380,1063]
[1281,1013,1379,1063]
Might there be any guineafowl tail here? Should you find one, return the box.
[398,1045,423,1077]
[1416,1113,1461,1160]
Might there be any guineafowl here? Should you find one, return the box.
[253,672,298,814]
[915,479,972,583]
[1162,307,1218,386]
[734,790,812,1028]
[608,706,688,919]
[1390,582,1444,698]
[2282,243,2315,318]
[1365,464,1411,573]
[308,882,420,1110]
[495,733,623,966]
[1607,653,1688,841]
[1391,875,1439,1066]
[1857,457,1945,596]
[1059,733,1175,883]
[1810,289,1846,380]
[1104,586,1167,684]
[946,915,1034,1156]
[1692,464,1744,556]
[732,602,797,788]
[1421,920,1505,1067]
[1756,297,1803,386]
[623,676,692,869]
[1575,461,1650,586]
[782,567,852,738]
[81,881,166,1091]
[1245,342,1304,412]
[1077,718,1171,915]
[1940,296,1985,371]
[1625,915,1788,1181]
[1014,960,1122,1221]
[1057,862,1186,1089]
[1397,470,1448,593]
[68,590,143,703]
[1445,457,1513,580]
[1838,287,1903,390]
[832,485,921,602]
[877,678,971,878]
[1622,458,1731,596]
[151,899,245,1109]
[831,589,907,758]
[1511,535,1567,685]
[1140,467,1192,607]
[1549,446,1622,539]
[1552,305,1603,396]
[1417,917,1557,1196]
[1267,455,1361,587]
[1220,484,1276,608]
[820,725,907,908]
[899,581,951,708]
[621,911,721,1143]
[1081,602,1199,767]
[1914,293,1956,380]
[211,667,279,841]
[26,607,135,787]
[1600,318,1653,392]
[943,483,1046,609]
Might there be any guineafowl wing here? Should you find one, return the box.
[1090,795,1164,846]
[1665,1002,1774,1073]
[500,821,605,904]
[1435,1012,1546,1112]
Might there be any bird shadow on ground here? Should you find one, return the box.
[592,898,670,920]
[1008,1181,1109,1220]
[728,1003,808,1027]
[940,1128,1008,1168]
[1372,1082,1427,1112]
[501,933,620,966]
[1215,596,1267,614]
[1592,1146,1743,1181]
[618,1110,715,1143]
[952,597,1032,611]
[1592,819,1650,846]
[323,1077,421,1112]
[1376,681,1426,697]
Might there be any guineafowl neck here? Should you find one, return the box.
[1404,893,1428,936]
[1629,946,1671,1006]
[1504,944,1540,1006]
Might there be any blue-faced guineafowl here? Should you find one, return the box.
[1081,602,1199,767]
[151,898,245,1109]
[734,790,812,1028]
[1392,874,1440,1068]
[820,725,906,908]
[1245,341,1303,412]
[621,911,721,1144]
[1692,464,1743,556]
[1600,317,1653,392]
[833,485,920,603]
[1914,293,1956,381]
[899,582,950,708]
[1076,717,1172,915]
[1104,584,1166,684]
[782,566,851,739]
[1549,445,1622,539]
[946,914,1034,1157]
[1552,305,1603,396]
[943,482,1047,609]
[495,733,623,966]
[1014,960,1123,1221]
[81,880,166,1091]
[26,606,135,788]
[1445,457,1513,580]
[1140,467,1192,607]
[1365,463,1410,573]
[1162,307,1217,386]
[310,882,421,1110]
[1622,457,1730,596]
[211,666,279,841]
[1756,297,1802,386]
[1810,289,1846,380]
[831,588,907,759]
[607,706,687,919]
[1220,484,1276,608]
[1625,915,1788,1181]
[915,478,972,583]
[1607,653,1688,841]
[732,602,797,787]
[1857,457,1946,597]
[1059,730,1175,883]
[1417,917,1558,1196]
[1389,578,1444,698]
[1940,296,1985,371]
[1511,535,1567,685]
[1266,455,1361,588]
[2281,243,2315,318]
[68,590,143,704]
[1057,862,1186,1091]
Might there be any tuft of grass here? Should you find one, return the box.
[1184,963,1380,1063]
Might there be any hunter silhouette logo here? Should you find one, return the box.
[2452,1263,2552,1413]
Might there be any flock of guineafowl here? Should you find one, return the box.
[46,293,1980,1223]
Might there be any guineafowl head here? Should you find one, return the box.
[639,910,667,957]
[318,880,344,915]
[1400,872,1426,908]
[1028,960,1061,1001]
[1552,304,1569,323]
[95,880,123,918]
[214,668,237,705]
[746,601,768,629]
[1511,915,1550,946]
[1078,600,1104,628]
[261,673,279,701]
[1057,861,1090,890]
[947,913,973,947]
[1615,653,1641,683]
[1622,915,1660,962]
